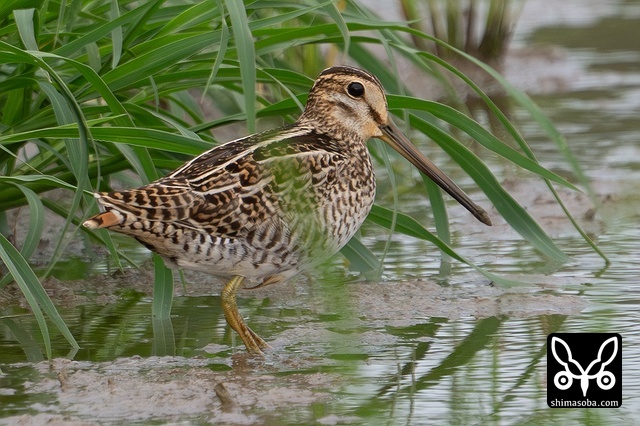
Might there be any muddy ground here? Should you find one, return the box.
[1,280,589,425]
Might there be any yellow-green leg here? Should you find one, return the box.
[221,275,270,354]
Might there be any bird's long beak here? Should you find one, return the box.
[379,120,492,226]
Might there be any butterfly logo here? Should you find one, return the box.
[551,335,618,397]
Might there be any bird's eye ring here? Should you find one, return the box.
[347,81,365,98]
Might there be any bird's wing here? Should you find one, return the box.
[86,126,347,241]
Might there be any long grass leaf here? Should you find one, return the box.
[38,81,75,124]
[14,8,38,51]
[0,44,93,192]
[102,33,218,92]
[30,66,92,276]
[52,4,155,57]
[323,2,350,56]
[249,2,329,31]
[388,96,578,190]
[377,31,605,262]
[109,0,123,69]
[157,0,220,37]
[0,233,79,353]
[152,254,173,320]
[18,47,161,187]
[422,175,451,245]
[84,41,101,72]
[408,114,569,262]
[0,127,212,155]
[203,0,230,98]
[0,175,79,191]
[7,183,44,261]
[2,319,44,362]
[224,0,256,133]
[426,42,593,196]
[367,205,521,287]
[340,237,381,274]
[368,205,465,262]
[372,139,399,277]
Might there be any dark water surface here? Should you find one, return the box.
[2,0,640,423]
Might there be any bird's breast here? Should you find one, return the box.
[292,145,376,258]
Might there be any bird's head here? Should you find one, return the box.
[300,66,492,226]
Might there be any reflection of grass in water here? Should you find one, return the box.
[1,287,611,423]
[2,290,231,362]
[348,314,571,423]
[400,0,522,61]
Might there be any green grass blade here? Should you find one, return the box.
[0,44,93,189]
[203,0,230,98]
[7,183,44,261]
[388,95,578,190]
[340,237,381,274]
[84,41,101,71]
[29,66,92,274]
[38,80,75,124]
[14,47,159,185]
[387,34,605,262]
[430,42,593,196]
[0,233,79,354]
[0,126,212,156]
[1,319,45,362]
[430,49,608,264]
[323,2,350,56]
[408,114,569,262]
[368,204,465,263]
[52,3,156,57]
[151,317,176,356]
[367,205,522,287]
[109,0,123,69]
[224,0,256,133]
[249,2,329,32]
[422,175,451,246]
[152,254,174,320]
[372,139,400,277]
[102,33,218,92]
[157,0,220,37]
[0,175,80,192]
[14,8,38,51]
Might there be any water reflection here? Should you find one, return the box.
[2,216,638,422]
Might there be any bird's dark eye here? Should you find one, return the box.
[347,81,365,98]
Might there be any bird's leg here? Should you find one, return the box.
[221,275,270,354]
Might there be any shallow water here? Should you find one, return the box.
[2,0,640,423]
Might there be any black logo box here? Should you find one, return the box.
[547,333,622,407]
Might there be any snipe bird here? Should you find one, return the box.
[84,66,492,354]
